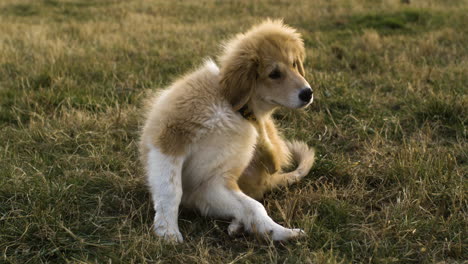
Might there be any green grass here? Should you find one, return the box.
[1,0,467,263]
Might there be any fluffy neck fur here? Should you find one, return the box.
[247,98,277,122]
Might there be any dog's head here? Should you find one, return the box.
[219,19,312,111]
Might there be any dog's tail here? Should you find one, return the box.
[286,140,315,178]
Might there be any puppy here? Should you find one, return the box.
[140,19,315,243]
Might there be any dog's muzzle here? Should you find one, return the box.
[298,87,313,105]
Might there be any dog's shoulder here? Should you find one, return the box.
[142,59,249,156]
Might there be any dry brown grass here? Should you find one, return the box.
[1,0,467,263]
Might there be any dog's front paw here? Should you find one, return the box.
[228,218,243,236]
[271,227,306,241]
[153,222,184,243]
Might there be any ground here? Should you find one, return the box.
[0,0,466,263]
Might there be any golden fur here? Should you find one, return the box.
[140,19,315,242]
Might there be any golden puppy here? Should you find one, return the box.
[140,20,315,243]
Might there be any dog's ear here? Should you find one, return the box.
[297,59,305,77]
[220,55,258,111]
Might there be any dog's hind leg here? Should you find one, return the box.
[267,140,315,189]
[146,144,184,243]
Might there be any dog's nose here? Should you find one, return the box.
[298,87,313,102]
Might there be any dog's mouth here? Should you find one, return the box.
[270,99,282,106]
[268,98,313,109]
[299,96,313,108]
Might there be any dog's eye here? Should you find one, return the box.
[268,69,281,79]
[293,61,297,68]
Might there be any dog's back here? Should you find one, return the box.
[140,20,314,243]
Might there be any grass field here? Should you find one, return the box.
[1,0,467,263]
